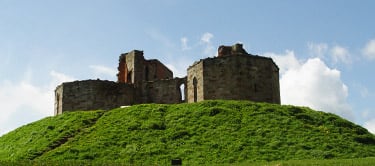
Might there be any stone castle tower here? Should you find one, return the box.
[187,44,280,103]
[54,43,280,115]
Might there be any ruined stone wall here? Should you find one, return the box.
[144,60,173,82]
[54,80,136,115]
[117,54,128,83]
[218,43,248,57]
[126,50,144,85]
[56,44,281,116]
[187,61,204,103]
[141,77,186,104]
[117,50,173,86]
[55,86,63,115]
[201,55,280,104]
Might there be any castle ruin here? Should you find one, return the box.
[54,44,280,115]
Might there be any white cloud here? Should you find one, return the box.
[166,64,185,78]
[267,51,353,121]
[308,42,351,65]
[89,65,117,80]
[360,109,375,134]
[362,39,375,60]
[0,70,74,136]
[330,45,351,64]
[308,42,328,58]
[263,50,300,74]
[200,32,213,43]
[200,32,215,57]
[180,37,190,50]
[50,70,75,87]
[364,119,375,134]
[0,81,52,136]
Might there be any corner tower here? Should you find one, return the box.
[187,44,280,104]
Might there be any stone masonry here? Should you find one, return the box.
[117,50,173,86]
[54,43,280,115]
[54,80,136,115]
[187,52,280,103]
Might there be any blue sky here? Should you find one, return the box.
[1,0,375,135]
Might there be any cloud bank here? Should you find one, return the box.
[264,51,353,121]
[0,70,74,136]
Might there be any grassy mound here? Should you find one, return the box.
[0,100,374,165]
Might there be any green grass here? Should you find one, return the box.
[0,110,104,160]
[235,157,375,166]
[0,100,374,165]
[0,158,374,166]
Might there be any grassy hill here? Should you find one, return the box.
[0,100,374,165]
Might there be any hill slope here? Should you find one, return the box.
[0,100,374,164]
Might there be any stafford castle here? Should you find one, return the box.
[54,44,280,115]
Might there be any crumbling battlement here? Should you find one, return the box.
[55,80,136,115]
[117,50,173,86]
[55,43,280,115]
[218,43,248,57]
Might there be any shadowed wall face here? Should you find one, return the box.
[141,77,186,104]
[117,50,172,85]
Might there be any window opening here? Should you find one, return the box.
[193,77,198,102]
[180,84,185,101]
